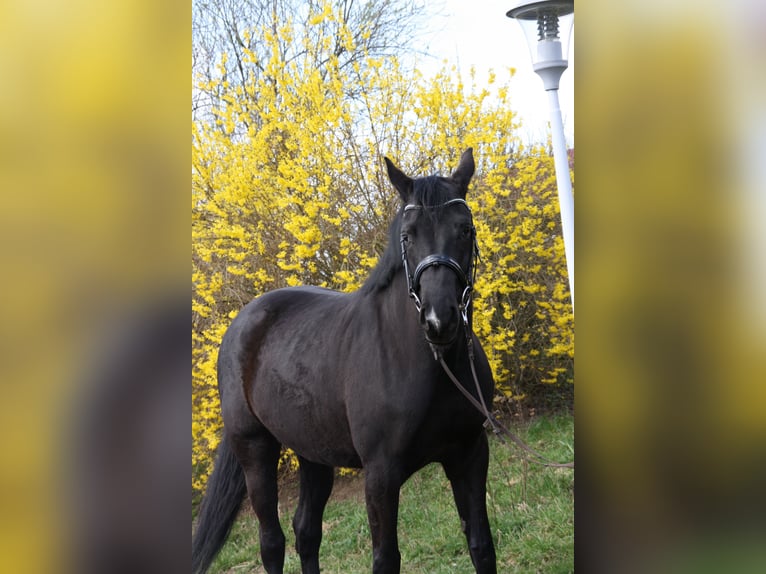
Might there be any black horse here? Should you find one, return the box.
[192,149,497,574]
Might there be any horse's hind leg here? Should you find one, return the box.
[293,456,334,574]
[230,432,286,574]
[442,432,497,574]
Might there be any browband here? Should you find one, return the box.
[404,198,469,212]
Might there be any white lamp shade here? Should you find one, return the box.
[507,1,574,68]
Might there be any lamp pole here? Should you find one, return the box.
[507,1,574,309]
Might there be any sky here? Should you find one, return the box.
[418,1,575,146]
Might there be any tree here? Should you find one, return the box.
[193,0,428,122]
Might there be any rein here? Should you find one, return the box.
[436,322,575,469]
[401,198,574,470]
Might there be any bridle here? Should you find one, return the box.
[399,198,479,325]
[398,197,574,469]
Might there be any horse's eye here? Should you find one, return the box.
[460,225,472,239]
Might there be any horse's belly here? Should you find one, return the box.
[250,372,361,468]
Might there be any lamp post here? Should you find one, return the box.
[507,1,574,309]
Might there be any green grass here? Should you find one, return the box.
[206,414,574,573]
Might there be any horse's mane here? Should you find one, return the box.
[360,175,455,295]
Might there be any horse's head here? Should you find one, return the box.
[384,149,477,349]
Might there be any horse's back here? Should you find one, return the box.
[221,286,347,355]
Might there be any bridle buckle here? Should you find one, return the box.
[459,285,472,325]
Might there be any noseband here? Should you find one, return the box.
[399,198,479,325]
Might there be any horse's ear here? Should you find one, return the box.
[384,157,413,201]
[451,148,475,194]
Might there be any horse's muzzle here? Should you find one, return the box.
[419,302,459,347]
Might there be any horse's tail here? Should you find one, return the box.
[192,434,247,574]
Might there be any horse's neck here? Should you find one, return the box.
[368,274,421,336]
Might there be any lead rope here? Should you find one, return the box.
[436,315,575,469]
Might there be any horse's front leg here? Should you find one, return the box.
[364,462,403,574]
[442,431,497,574]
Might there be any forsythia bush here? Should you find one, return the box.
[192,2,573,492]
